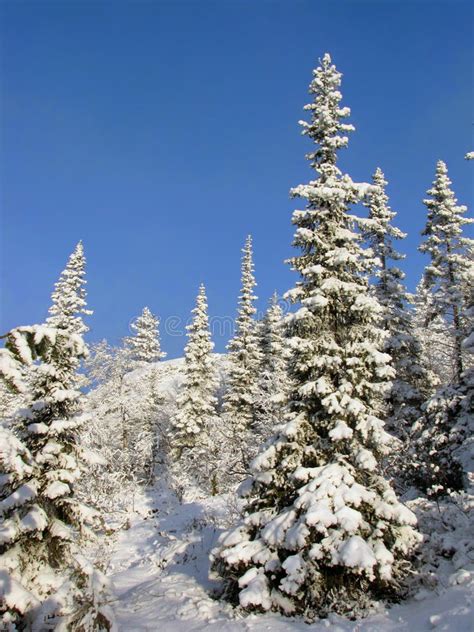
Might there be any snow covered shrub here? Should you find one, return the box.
[80,342,163,513]
[407,488,474,595]
[55,555,117,632]
[0,325,114,630]
[211,53,421,620]
[411,329,473,499]
[413,284,457,387]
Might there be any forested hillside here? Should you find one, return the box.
[1,53,472,631]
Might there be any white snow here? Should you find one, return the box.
[100,480,474,631]
[337,535,377,570]
[0,570,39,614]
[329,420,353,440]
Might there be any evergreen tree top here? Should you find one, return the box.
[184,283,214,354]
[300,53,354,174]
[361,167,408,299]
[47,240,92,335]
[420,160,473,287]
[422,160,472,236]
[126,306,166,364]
[365,167,406,257]
[288,55,377,306]
[231,235,258,340]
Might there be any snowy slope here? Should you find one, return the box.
[85,357,474,631]
[105,480,474,632]
[125,353,230,402]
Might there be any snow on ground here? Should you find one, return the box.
[97,358,474,630]
[106,480,474,632]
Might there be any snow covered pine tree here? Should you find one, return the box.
[170,284,219,494]
[212,54,420,620]
[221,235,262,476]
[125,306,166,365]
[411,160,474,496]
[122,306,166,483]
[254,294,290,444]
[47,241,92,336]
[0,326,115,630]
[362,168,434,444]
[46,240,93,394]
[418,160,473,382]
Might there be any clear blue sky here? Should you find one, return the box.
[1,0,472,358]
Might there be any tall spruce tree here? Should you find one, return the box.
[125,306,166,365]
[123,306,166,483]
[0,326,114,630]
[457,256,474,478]
[171,284,218,451]
[254,294,290,443]
[362,168,434,439]
[223,236,262,433]
[169,284,219,494]
[47,241,92,335]
[411,162,474,496]
[419,160,473,382]
[212,54,420,619]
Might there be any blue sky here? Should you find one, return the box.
[1,0,472,358]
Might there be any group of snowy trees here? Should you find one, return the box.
[0,242,171,627]
[169,237,290,497]
[211,53,473,619]
[1,51,472,627]
[81,306,167,510]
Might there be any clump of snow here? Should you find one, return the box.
[337,535,377,571]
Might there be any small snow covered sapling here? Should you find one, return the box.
[212,53,421,620]
[125,306,167,366]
